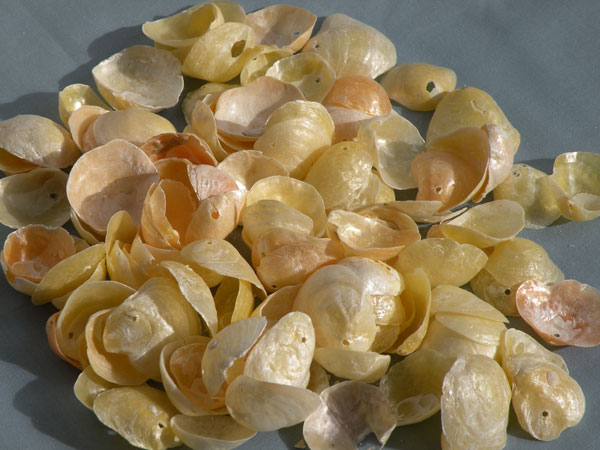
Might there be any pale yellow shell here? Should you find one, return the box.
[58,83,110,128]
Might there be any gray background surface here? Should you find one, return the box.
[1,1,599,449]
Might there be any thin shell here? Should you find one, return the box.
[244,311,315,387]
[441,355,511,450]
[58,83,110,128]
[140,133,217,166]
[170,415,255,450]
[325,105,373,144]
[394,238,488,287]
[201,317,267,396]
[218,150,288,190]
[92,45,183,112]
[67,139,159,233]
[226,375,321,432]
[245,4,316,52]
[381,63,457,111]
[46,311,82,369]
[493,163,561,229]
[182,22,256,82]
[0,168,71,228]
[357,112,425,190]
[213,277,254,330]
[183,83,236,123]
[266,53,336,102]
[251,284,299,323]
[93,385,180,450]
[302,13,397,79]
[381,200,466,224]
[501,328,568,375]
[0,147,39,174]
[313,347,390,383]
[322,75,392,117]
[435,313,507,346]
[431,284,508,323]
[0,115,80,169]
[240,46,294,86]
[380,349,454,425]
[92,109,177,148]
[190,101,230,162]
[303,381,396,450]
[516,279,600,347]
[74,366,118,410]
[439,199,525,248]
[68,105,109,152]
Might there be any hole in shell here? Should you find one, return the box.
[49,193,58,200]
[301,337,307,343]
[68,332,74,339]
[315,78,320,83]
[426,81,436,92]
[271,284,277,289]
[504,288,511,296]
[314,43,320,49]
[434,186,443,194]
[158,422,165,429]
[512,170,521,177]
[553,333,560,338]
[342,339,349,346]
[211,210,220,220]
[231,40,246,58]
[542,411,549,418]
[292,31,300,36]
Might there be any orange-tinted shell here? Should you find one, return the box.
[322,76,392,117]
[140,133,217,166]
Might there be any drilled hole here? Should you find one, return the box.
[211,210,220,220]
[342,339,349,346]
[231,40,246,57]
[49,193,58,200]
[542,411,549,418]
[504,288,511,296]
[426,81,436,92]
[301,337,307,343]
[434,186,443,194]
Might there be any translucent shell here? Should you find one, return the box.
[302,13,397,79]
[214,277,254,330]
[313,347,390,383]
[93,385,180,450]
[508,357,585,441]
[74,366,118,410]
[441,354,511,450]
[322,75,392,117]
[56,280,135,364]
[92,109,177,148]
[46,311,82,369]
[251,284,299,323]
[252,228,344,292]
[103,277,203,378]
[67,139,159,234]
[356,112,425,190]
[439,199,525,248]
[58,83,110,128]
[427,86,520,154]
[182,22,256,82]
[68,105,109,152]
[303,381,396,450]
[245,4,316,51]
[394,238,488,287]
[493,163,561,229]
[92,45,183,112]
[326,208,420,261]
[381,200,466,224]
[244,311,315,387]
[226,374,321,432]
[240,46,294,86]
[265,53,336,102]
[190,101,233,162]
[170,415,256,450]
[293,263,377,351]
[218,150,287,191]
[380,349,454,425]
[246,175,327,237]
[214,76,304,140]
[85,309,148,385]
[516,279,600,347]
[0,115,80,169]
[435,313,507,346]
[31,243,106,306]
[142,3,224,48]
[45,201,91,233]
[0,147,39,174]
[543,152,600,221]
[159,336,227,416]
[380,63,457,111]
[180,239,265,295]
[183,83,236,124]
[140,133,217,166]
[431,285,508,323]
[325,106,372,144]
[501,328,568,376]
[201,317,267,396]
[253,100,334,179]
[304,141,375,212]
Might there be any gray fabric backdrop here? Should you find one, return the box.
[1,1,599,449]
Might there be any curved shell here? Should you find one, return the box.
[0,115,80,169]
[92,109,176,148]
[214,76,304,139]
[302,13,397,79]
[322,75,392,117]
[67,139,159,233]
[185,189,246,243]
[92,45,184,112]
[357,112,425,190]
[0,168,69,228]
[253,100,334,179]
[142,3,224,48]
[325,105,373,144]
[313,347,390,383]
[190,101,230,162]
[217,150,288,190]
[68,105,109,152]
[0,147,39,174]
[140,133,217,166]
[183,82,236,123]
[73,366,118,410]
[265,52,336,102]
[501,328,568,375]
[431,284,508,323]
[380,63,457,111]
[245,4,316,52]
[58,83,110,128]
[251,284,299,323]
[182,22,257,82]
[170,415,255,450]
[240,46,294,86]
[427,86,520,154]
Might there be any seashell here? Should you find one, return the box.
[0,115,80,169]
[46,311,82,369]
[251,284,300,323]
[0,147,39,174]
[302,13,396,79]
[190,101,231,161]
[324,105,373,143]
[68,105,109,152]
[213,277,254,331]
[58,83,110,128]
[67,139,159,234]
[313,347,390,383]
[240,46,294,86]
[183,83,237,123]
[92,109,176,148]
[171,415,255,450]
[322,75,391,117]
[140,132,217,166]
[73,366,118,410]
[217,150,288,190]
[92,45,184,112]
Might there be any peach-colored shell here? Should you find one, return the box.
[302,13,397,79]
[217,150,288,190]
[214,76,304,139]
[517,279,600,347]
[67,139,160,233]
[245,4,316,52]
[92,109,177,148]
[140,133,217,166]
[58,83,110,128]
[323,76,392,117]
[323,105,372,144]
[92,45,184,112]
[0,115,80,169]
[240,46,294,87]
[68,105,110,152]
[170,415,256,450]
